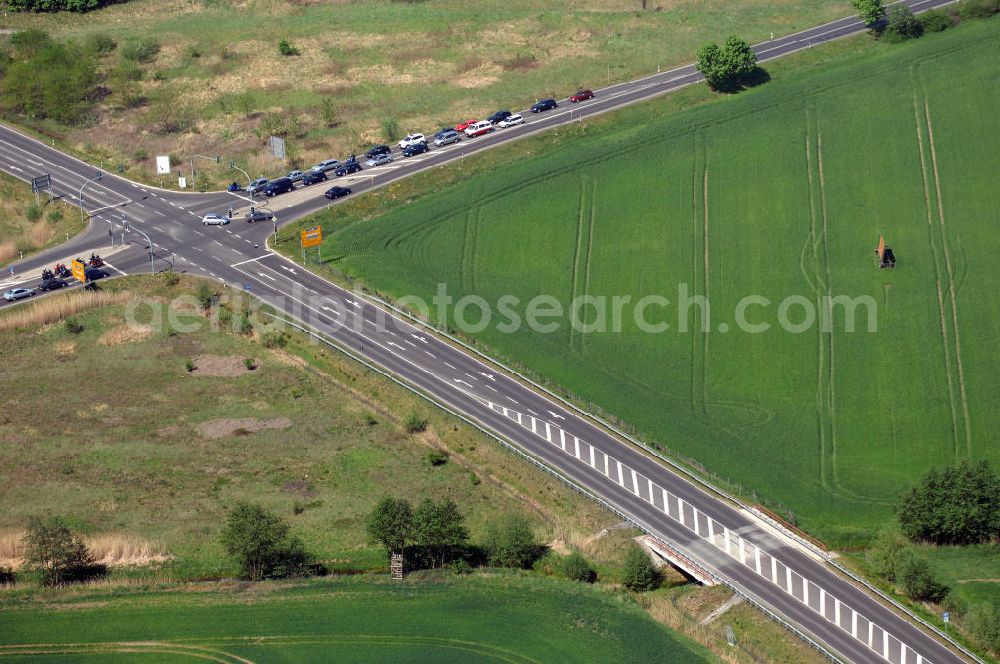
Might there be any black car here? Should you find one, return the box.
[244,208,275,223]
[487,110,512,124]
[365,145,391,159]
[402,142,429,157]
[324,186,353,200]
[530,99,558,113]
[263,177,294,197]
[84,267,108,282]
[301,170,328,186]
[39,278,67,291]
[335,161,363,177]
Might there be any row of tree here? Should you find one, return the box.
[853,0,1000,42]
[4,0,110,12]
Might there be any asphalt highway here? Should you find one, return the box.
[0,1,972,661]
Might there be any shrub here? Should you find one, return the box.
[622,543,658,591]
[364,413,378,426]
[22,516,100,586]
[261,331,287,349]
[121,38,160,64]
[919,9,955,32]
[960,0,1000,19]
[47,208,63,223]
[85,33,117,54]
[9,29,51,57]
[195,282,215,309]
[897,460,1000,545]
[278,39,300,57]
[236,311,252,335]
[7,0,105,12]
[0,566,15,585]
[64,317,84,334]
[469,472,481,486]
[162,272,180,287]
[405,412,428,434]
[561,552,597,583]
[381,118,401,143]
[483,515,538,569]
[244,357,256,371]
[219,502,313,581]
[448,559,473,575]
[426,450,448,466]
[897,553,949,602]
[967,601,1000,652]
[185,359,195,372]
[185,44,202,59]
[881,5,923,42]
[866,528,909,581]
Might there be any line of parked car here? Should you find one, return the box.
[221,88,595,218]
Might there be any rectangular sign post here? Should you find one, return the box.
[70,259,87,284]
[301,226,322,264]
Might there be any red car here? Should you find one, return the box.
[454,119,478,132]
[569,89,594,102]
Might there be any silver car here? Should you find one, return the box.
[366,153,393,167]
[202,213,230,226]
[3,287,34,302]
[286,170,305,182]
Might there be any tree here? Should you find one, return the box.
[365,497,413,556]
[320,97,337,128]
[897,460,1000,545]
[881,5,923,42]
[219,502,312,581]
[866,528,909,581]
[622,543,658,591]
[22,516,95,586]
[695,35,758,92]
[483,514,538,569]
[561,552,596,583]
[412,498,469,568]
[852,0,887,27]
[896,553,949,602]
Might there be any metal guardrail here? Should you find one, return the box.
[265,311,846,663]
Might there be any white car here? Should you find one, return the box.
[398,133,426,149]
[3,287,34,302]
[498,113,524,128]
[202,213,230,226]
[463,120,493,137]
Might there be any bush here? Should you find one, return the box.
[866,528,909,581]
[881,5,923,42]
[381,118,401,143]
[121,38,160,64]
[426,450,448,466]
[448,559,473,575]
[967,601,1000,652]
[219,502,313,581]
[244,357,256,371]
[162,272,180,287]
[483,515,538,569]
[897,460,1000,545]
[919,9,956,32]
[261,331,287,349]
[278,39,300,57]
[64,317,84,334]
[185,359,195,372]
[195,282,215,309]
[236,311,252,335]
[897,553,949,602]
[0,566,15,585]
[47,208,63,223]
[561,552,597,583]
[22,516,101,586]
[1,39,97,125]
[622,543,658,592]
[405,412,428,434]
[85,33,117,54]
[960,0,1000,19]
[364,413,378,426]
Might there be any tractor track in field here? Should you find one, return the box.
[0,641,253,663]
[580,179,598,354]
[688,131,710,419]
[911,68,967,461]
[569,176,589,352]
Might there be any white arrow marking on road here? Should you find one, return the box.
[454,378,473,387]
[387,341,406,350]
[280,265,297,275]
[345,299,361,308]
[548,411,565,420]
[479,372,495,381]
[411,334,427,344]
[321,306,338,315]
[258,272,276,281]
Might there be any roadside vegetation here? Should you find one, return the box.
[0,275,825,663]
[0,0,853,190]
[0,171,86,265]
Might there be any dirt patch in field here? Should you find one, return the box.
[98,324,154,346]
[196,417,292,439]
[189,354,254,377]
[157,425,180,438]
[54,341,76,358]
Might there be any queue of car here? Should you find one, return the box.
[224,86,594,216]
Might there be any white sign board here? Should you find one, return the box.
[269,136,286,160]
[178,176,187,189]
[156,155,171,175]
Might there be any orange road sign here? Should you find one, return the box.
[71,259,87,283]
[301,227,322,248]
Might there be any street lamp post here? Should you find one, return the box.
[78,172,103,220]
[191,154,220,186]
[124,217,155,274]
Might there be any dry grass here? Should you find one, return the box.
[0,240,15,264]
[25,221,54,248]
[97,323,154,346]
[0,291,132,333]
[0,530,166,569]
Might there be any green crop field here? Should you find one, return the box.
[0,574,714,663]
[317,20,1000,545]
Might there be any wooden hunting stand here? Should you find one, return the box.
[390,552,403,580]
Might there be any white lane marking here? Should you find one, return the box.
[479,372,495,381]
[258,272,276,281]
[548,410,565,420]
[230,254,272,267]
[444,362,457,370]
[280,265,297,275]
